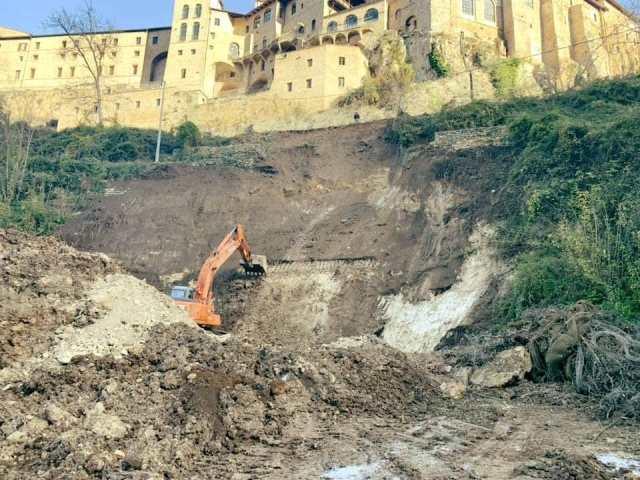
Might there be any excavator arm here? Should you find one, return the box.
[172,225,266,327]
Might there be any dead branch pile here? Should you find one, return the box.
[527,302,640,422]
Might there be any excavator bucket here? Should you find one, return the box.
[242,254,268,276]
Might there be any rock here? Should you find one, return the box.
[470,347,532,388]
[439,381,466,400]
[84,454,105,473]
[453,367,473,386]
[270,380,287,396]
[161,370,182,390]
[122,451,143,470]
[6,417,48,444]
[85,403,129,439]
[45,402,78,430]
[493,421,512,439]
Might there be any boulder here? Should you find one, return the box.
[85,403,129,439]
[439,381,466,400]
[470,346,532,388]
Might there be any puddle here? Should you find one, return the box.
[322,463,387,480]
[596,453,640,475]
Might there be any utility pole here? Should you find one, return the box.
[155,80,166,163]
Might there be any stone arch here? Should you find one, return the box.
[364,8,379,22]
[214,62,240,93]
[229,42,240,59]
[322,35,334,45]
[347,31,361,45]
[405,15,417,32]
[309,37,321,46]
[335,33,347,44]
[150,51,168,82]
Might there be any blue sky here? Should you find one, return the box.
[0,0,255,34]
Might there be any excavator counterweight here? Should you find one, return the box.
[171,225,265,327]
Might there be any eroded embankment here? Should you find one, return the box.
[60,122,507,350]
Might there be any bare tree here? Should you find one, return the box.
[0,100,34,205]
[46,1,119,125]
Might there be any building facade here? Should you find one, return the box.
[0,0,638,129]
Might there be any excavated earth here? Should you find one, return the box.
[1,122,639,479]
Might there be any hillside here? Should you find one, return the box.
[1,78,640,478]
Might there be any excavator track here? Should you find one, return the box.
[267,256,378,274]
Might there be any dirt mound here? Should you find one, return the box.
[0,229,120,367]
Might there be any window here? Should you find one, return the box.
[230,71,236,78]
[291,2,297,15]
[254,16,261,29]
[18,42,27,51]
[70,66,75,77]
[57,67,63,78]
[364,9,379,22]
[461,0,474,17]
[33,55,39,61]
[193,22,200,40]
[15,70,21,80]
[195,3,202,17]
[178,49,184,55]
[35,42,40,49]
[191,49,196,54]
[405,16,417,31]
[62,40,68,48]
[338,56,346,65]
[484,0,496,22]
[246,25,250,33]
[136,100,141,108]
[152,36,159,45]
[102,38,107,45]
[297,25,305,35]
[109,65,115,75]
[181,68,187,78]
[262,37,267,48]
[134,50,141,56]
[180,23,188,41]
[30,68,36,79]
[113,38,119,46]
[264,9,272,22]
[306,78,312,88]
[261,60,265,71]
[287,82,293,91]
[229,42,240,58]
[116,103,120,111]
[345,15,357,28]
[133,64,139,74]
[338,76,345,87]
[156,98,161,107]
[307,58,313,67]
[526,0,533,6]
[136,36,142,45]
[182,4,190,19]
[311,19,316,31]
[214,18,221,26]
[328,21,338,32]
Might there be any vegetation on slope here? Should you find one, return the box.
[388,76,640,324]
[0,115,228,235]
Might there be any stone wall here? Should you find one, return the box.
[433,126,508,149]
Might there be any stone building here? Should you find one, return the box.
[0,0,638,130]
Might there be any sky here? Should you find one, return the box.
[0,0,255,34]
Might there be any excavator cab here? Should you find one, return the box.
[170,286,195,302]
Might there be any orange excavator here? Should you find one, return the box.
[170,225,266,327]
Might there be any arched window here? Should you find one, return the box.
[291,2,297,15]
[264,9,272,22]
[179,22,188,41]
[461,0,474,17]
[484,0,496,22]
[229,42,240,58]
[364,9,379,22]
[195,4,202,17]
[327,21,338,32]
[311,19,317,31]
[192,22,200,40]
[297,24,305,35]
[405,15,417,31]
[345,15,357,28]
[182,4,190,19]
[254,16,261,28]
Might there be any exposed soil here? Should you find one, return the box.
[2,122,639,478]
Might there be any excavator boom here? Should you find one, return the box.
[171,225,266,327]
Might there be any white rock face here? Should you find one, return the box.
[381,226,500,353]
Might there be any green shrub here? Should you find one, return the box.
[490,59,521,97]
[428,45,450,78]
[175,121,201,148]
